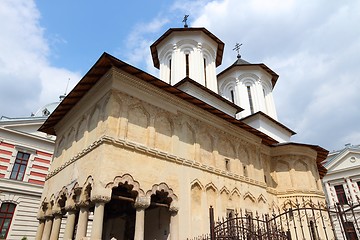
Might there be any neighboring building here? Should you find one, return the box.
[322,144,360,239]
[35,26,329,240]
[0,103,57,239]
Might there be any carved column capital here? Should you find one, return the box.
[37,211,46,221]
[76,200,91,209]
[133,196,150,210]
[65,204,78,213]
[169,205,179,213]
[91,195,111,203]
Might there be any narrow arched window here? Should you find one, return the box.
[169,59,172,84]
[230,90,235,103]
[247,86,254,114]
[185,53,189,77]
[0,203,16,239]
[203,58,207,86]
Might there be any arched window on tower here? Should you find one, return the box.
[0,203,16,239]
[185,53,190,77]
[169,59,172,84]
[203,58,207,87]
[247,85,254,114]
[230,90,235,103]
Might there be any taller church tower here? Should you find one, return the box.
[150,28,224,93]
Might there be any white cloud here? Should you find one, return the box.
[117,18,170,76]
[0,0,81,117]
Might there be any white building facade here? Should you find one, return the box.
[322,144,360,239]
[0,105,56,239]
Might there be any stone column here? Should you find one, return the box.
[35,218,45,240]
[63,208,77,240]
[324,182,334,206]
[41,215,54,240]
[49,211,63,240]
[75,202,90,240]
[90,196,110,240]
[134,197,151,240]
[346,178,357,203]
[169,206,179,240]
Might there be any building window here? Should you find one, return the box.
[247,86,254,114]
[10,151,30,181]
[334,184,348,205]
[185,53,189,77]
[344,222,358,240]
[230,90,235,103]
[0,203,16,239]
[225,158,230,171]
[243,166,248,177]
[203,58,207,86]
[169,59,172,84]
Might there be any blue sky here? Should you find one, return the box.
[1,0,360,152]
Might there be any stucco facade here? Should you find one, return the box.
[35,27,328,240]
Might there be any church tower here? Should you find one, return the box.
[150,27,224,93]
[217,55,279,120]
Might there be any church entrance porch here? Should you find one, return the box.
[103,183,173,240]
[35,174,179,240]
[103,182,138,239]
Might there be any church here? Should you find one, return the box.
[34,23,329,240]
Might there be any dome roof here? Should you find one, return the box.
[33,101,60,117]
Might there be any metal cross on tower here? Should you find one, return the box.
[183,15,189,28]
[233,43,243,59]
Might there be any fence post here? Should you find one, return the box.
[209,206,215,240]
[337,203,349,240]
[265,214,271,240]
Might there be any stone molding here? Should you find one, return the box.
[46,136,268,189]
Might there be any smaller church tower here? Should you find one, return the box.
[150,28,224,93]
[217,55,279,120]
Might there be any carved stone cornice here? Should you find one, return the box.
[46,136,268,189]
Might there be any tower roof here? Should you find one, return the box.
[218,58,279,87]
[150,28,225,69]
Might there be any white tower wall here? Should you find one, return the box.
[218,67,278,120]
[156,32,219,93]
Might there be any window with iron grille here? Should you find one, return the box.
[10,151,30,181]
[344,221,358,240]
[0,203,16,239]
[334,184,348,205]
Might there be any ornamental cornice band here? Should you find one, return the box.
[45,136,268,189]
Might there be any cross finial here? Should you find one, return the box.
[233,43,243,59]
[183,15,189,28]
